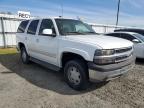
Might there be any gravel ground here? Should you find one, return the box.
[0,53,144,108]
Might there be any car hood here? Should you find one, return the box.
[65,35,133,49]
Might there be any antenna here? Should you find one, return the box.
[60,0,64,36]
[60,0,63,18]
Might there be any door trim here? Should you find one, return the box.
[30,57,60,71]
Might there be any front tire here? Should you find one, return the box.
[20,47,30,64]
[64,59,88,90]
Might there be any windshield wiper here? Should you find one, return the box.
[64,32,85,35]
[83,32,99,35]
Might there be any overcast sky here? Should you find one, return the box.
[0,0,144,27]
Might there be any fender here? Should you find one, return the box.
[59,47,91,67]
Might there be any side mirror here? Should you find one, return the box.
[132,39,140,44]
[42,29,56,36]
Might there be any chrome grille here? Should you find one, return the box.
[115,54,132,62]
[116,55,129,61]
[115,47,133,62]
[115,47,132,54]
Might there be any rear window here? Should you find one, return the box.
[17,20,29,33]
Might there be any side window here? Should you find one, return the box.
[39,19,56,36]
[27,20,39,35]
[17,20,29,33]
[107,33,121,38]
[120,33,136,41]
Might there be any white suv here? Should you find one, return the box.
[16,18,135,90]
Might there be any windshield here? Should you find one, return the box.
[55,19,97,35]
[134,34,144,42]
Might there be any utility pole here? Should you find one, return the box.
[116,0,120,27]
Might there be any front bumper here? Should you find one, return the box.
[88,55,135,82]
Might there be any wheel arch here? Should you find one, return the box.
[60,51,89,68]
[18,42,25,50]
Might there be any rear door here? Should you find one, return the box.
[16,20,29,49]
[36,19,58,66]
[26,20,40,57]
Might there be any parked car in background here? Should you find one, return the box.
[105,32,144,59]
[114,28,144,35]
[16,18,135,90]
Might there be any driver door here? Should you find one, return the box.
[35,19,58,66]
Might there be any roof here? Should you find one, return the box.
[28,17,78,20]
[105,31,142,36]
[114,31,139,35]
[115,28,144,31]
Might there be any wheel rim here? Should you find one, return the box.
[22,50,27,62]
[67,66,81,85]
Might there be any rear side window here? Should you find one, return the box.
[17,20,29,33]
[27,20,39,35]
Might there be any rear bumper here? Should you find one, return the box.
[88,55,135,82]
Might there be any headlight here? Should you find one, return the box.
[94,49,115,56]
[94,49,115,65]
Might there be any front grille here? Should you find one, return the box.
[115,54,132,62]
[114,47,133,62]
[116,55,129,61]
[115,47,132,54]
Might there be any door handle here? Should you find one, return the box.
[36,39,39,43]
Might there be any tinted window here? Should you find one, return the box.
[39,19,56,36]
[106,33,121,38]
[55,19,96,35]
[17,20,29,33]
[120,33,136,41]
[134,34,144,42]
[27,20,39,35]
[115,29,144,35]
